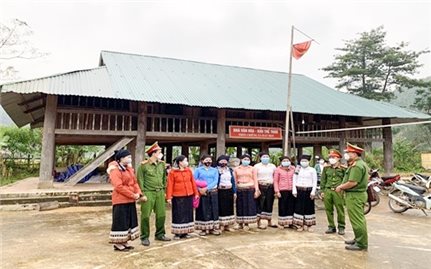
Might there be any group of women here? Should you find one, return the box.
[167,152,319,239]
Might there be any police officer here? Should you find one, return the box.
[321,149,346,235]
[137,141,171,246]
[335,143,368,251]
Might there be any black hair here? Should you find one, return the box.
[259,152,269,158]
[200,154,212,161]
[240,154,251,160]
[174,155,187,165]
[279,156,291,162]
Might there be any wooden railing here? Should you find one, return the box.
[56,109,137,132]
[146,114,217,134]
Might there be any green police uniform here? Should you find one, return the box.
[321,164,346,230]
[343,158,369,249]
[137,159,167,240]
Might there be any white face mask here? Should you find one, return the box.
[157,153,164,160]
[328,158,338,165]
[300,161,309,168]
[319,160,325,165]
[181,161,189,167]
[344,153,350,161]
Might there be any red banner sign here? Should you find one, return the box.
[229,126,283,140]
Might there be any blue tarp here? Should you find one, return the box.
[54,164,98,183]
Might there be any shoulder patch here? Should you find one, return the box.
[141,160,149,165]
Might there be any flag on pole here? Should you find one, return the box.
[292,40,312,60]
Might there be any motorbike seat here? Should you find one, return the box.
[381,175,399,180]
[417,174,430,180]
[398,183,427,194]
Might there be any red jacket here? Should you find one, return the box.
[107,161,141,205]
[166,167,199,200]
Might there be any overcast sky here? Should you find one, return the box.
[1,0,430,89]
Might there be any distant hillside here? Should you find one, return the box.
[391,76,430,110]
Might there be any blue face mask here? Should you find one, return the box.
[242,160,250,166]
[261,157,270,164]
[281,161,291,167]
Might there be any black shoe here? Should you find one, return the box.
[325,228,336,234]
[156,235,171,242]
[114,245,130,251]
[344,239,356,245]
[345,244,367,251]
[141,238,150,246]
[338,228,345,235]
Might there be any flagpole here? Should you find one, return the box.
[283,25,294,156]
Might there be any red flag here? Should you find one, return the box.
[292,41,312,60]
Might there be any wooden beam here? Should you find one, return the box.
[65,137,135,186]
[55,130,137,136]
[38,95,57,189]
[135,102,147,168]
[146,132,217,139]
[383,118,393,175]
[18,94,45,106]
[216,109,226,157]
[23,103,45,114]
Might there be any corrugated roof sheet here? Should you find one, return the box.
[1,50,429,127]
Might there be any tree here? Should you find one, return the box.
[322,26,429,101]
[0,18,48,82]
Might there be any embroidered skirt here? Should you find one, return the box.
[293,188,316,226]
[109,202,140,244]
[218,188,235,226]
[278,190,295,226]
[236,188,257,224]
[195,191,220,230]
[172,195,194,235]
[256,184,275,220]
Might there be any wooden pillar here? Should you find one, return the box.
[128,139,136,165]
[181,143,189,158]
[383,118,393,174]
[38,95,57,189]
[261,142,269,153]
[297,146,303,160]
[236,146,243,158]
[166,145,173,164]
[200,141,209,156]
[338,116,346,151]
[216,109,226,157]
[313,144,322,158]
[134,102,147,168]
[247,147,253,156]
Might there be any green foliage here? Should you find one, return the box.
[393,139,423,172]
[323,26,429,101]
[364,148,384,171]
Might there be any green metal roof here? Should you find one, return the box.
[1,50,429,128]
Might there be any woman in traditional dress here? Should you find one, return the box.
[166,155,199,240]
[234,154,260,231]
[254,152,277,229]
[194,154,221,236]
[292,154,318,232]
[107,149,143,251]
[216,155,236,232]
[273,156,296,229]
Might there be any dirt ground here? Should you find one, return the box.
[1,196,430,269]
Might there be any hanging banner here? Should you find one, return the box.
[229,125,283,140]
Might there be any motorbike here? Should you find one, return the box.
[410,173,431,189]
[388,182,431,216]
[364,178,381,214]
[369,169,400,193]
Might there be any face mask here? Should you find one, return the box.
[157,153,164,160]
[261,157,270,164]
[344,153,350,161]
[181,161,189,167]
[300,161,309,168]
[219,163,227,167]
[242,160,250,166]
[319,160,325,165]
[124,158,132,165]
[328,158,338,165]
[203,162,212,167]
[281,161,291,167]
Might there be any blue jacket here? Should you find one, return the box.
[194,166,219,190]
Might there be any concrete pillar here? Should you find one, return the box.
[236,146,243,157]
[134,102,147,168]
[166,145,173,164]
[216,109,226,157]
[383,118,393,174]
[38,95,58,189]
[181,143,189,158]
[200,141,209,156]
